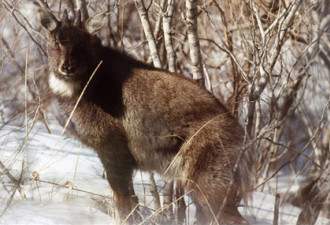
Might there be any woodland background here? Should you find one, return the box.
[0,0,330,224]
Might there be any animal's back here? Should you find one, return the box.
[121,67,246,169]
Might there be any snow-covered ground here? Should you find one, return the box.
[0,123,329,225]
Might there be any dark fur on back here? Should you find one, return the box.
[39,9,255,225]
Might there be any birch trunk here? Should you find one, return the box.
[163,0,176,73]
[134,0,162,68]
[186,0,204,84]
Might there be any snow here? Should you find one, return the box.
[0,123,329,225]
[1,199,114,225]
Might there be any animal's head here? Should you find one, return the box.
[38,9,106,96]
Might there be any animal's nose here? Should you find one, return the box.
[61,64,75,74]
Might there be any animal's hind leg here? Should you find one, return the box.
[97,149,139,225]
[177,119,251,224]
[188,181,248,225]
[215,186,248,225]
[183,155,248,225]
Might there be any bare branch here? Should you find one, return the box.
[153,0,166,40]
[274,193,280,225]
[163,180,174,222]
[251,0,266,44]
[246,0,303,134]
[186,0,204,84]
[134,0,162,68]
[175,181,186,224]
[163,0,176,72]
[34,0,50,10]
[2,0,47,57]
[148,172,161,210]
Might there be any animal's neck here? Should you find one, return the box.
[50,45,153,117]
[94,46,155,78]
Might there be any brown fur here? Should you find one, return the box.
[39,9,255,225]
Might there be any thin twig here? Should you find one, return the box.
[2,0,47,57]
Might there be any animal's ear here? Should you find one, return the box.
[38,9,59,32]
[84,12,108,34]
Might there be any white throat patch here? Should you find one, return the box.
[48,72,81,97]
